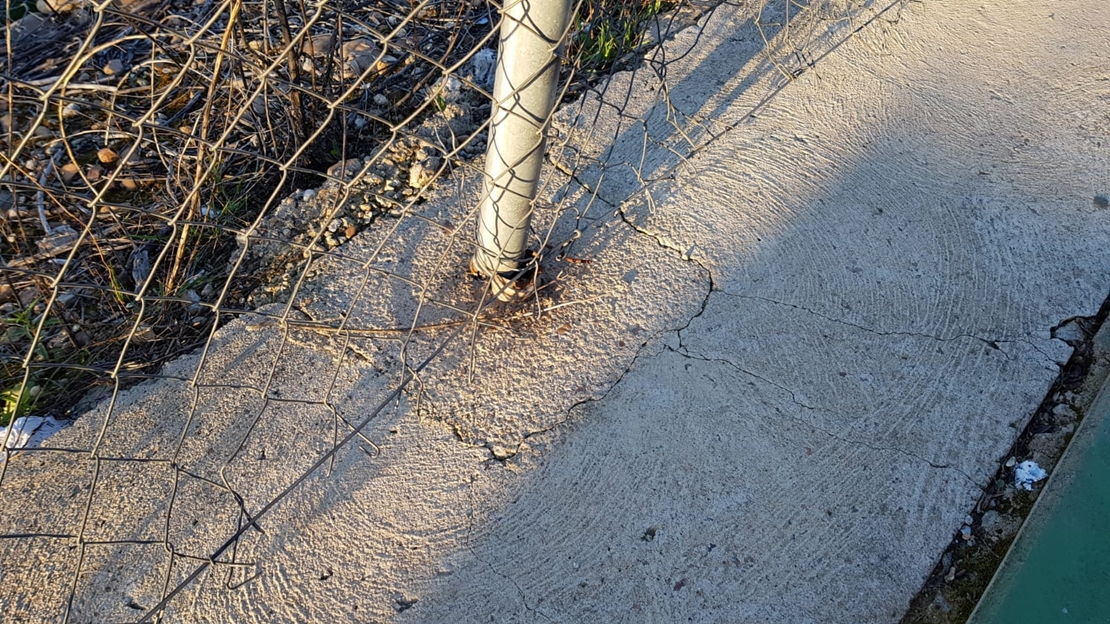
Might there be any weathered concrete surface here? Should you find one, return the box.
[2,0,1108,622]
[400,3,1109,619]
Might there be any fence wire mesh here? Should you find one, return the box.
[1,0,892,619]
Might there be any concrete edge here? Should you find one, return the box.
[966,317,1110,620]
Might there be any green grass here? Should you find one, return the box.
[571,0,675,75]
[1,300,56,425]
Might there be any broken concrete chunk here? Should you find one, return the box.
[489,444,514,460]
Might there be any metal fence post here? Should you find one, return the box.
[471,0,573,300]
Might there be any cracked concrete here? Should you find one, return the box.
[1,0,1109,621]
[667,343,978,480]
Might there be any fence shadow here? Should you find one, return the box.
[0,0,914,620]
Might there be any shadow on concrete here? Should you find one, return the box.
[6,0,1110,620]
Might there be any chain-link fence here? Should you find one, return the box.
[1,0,888,619]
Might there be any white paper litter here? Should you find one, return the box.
[1,415,67,451]
[1014,460,1047,490]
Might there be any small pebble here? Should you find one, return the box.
[97,147,118,164]
[103,59,126,76]
[1052,403,1076,418]
[59,162,81,183]
[959,525,971,540]
[1094,194,1109,209]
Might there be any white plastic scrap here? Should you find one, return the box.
[1014,460,1047,490]
[1,415,66,451]
[467,48,497,91]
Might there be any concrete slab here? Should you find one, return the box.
[1,0,1108,622]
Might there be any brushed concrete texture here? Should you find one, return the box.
[393,0,1109,621]
[1,0,1108,621]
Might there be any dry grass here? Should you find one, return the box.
[1,0,694,425]
[2,0,500,423]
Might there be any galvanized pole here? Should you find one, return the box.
[471,0,572,300]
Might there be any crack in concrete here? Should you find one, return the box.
[611,191,718,338]
[461,481,555,622]
[538,192,1006,488]
[584,189,983,490]
[516,179,717,452]
[673,346,820,411]
[541,176,1035,492]
[1003,338,1064,371]
[517,304,704,452]
[811,421,979,486]
[719,291,1058,365]
[472,550,554,622]
[669,346,980,485]
[502,157,1002,488]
